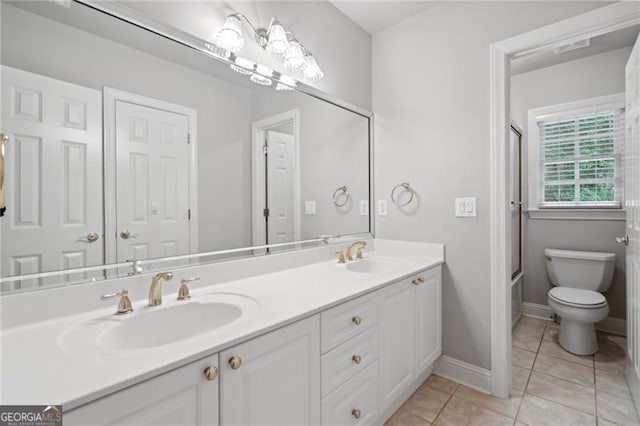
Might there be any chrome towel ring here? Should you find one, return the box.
[332,185,350,207]
[391,182,415,207]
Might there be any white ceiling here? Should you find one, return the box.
[328,1,440,34]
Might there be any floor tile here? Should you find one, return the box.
[454,385,522,418]
[595,339,627,375]
[526,371,595,415]
[533,353,594,387]
[538,338,594,367]
[596,389,640,425]
[517,394,596,426]
[512,347,536,369]
[423,375,458,394]
[595,367,632,399]
[403,385,451,422]
[513,327,544,352]
[542,321,559,341]
[515,316,548,334]
[432,395,513,426]
[385,407,432,426]
[596,418,623,426]
[512,365,531,391]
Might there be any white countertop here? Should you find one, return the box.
[0,239,444,411]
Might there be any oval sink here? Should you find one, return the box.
[346,257,404,274]
[59,293,259,354]
[101,302,241,350]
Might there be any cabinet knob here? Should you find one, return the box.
[352,355,362,364]
[228,356,242,369]
[412,276,425,286]
[203,366,218,381]
[352,316,362,326]
[352,409,362,419]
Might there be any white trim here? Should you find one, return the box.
[250,110,301,247]
[103,87,199,266]
[527,93,625,212]
[490,2,640,398]
[527,209,626,221]
[522,302,626,336]
[434,355,492,394]
[627,356,640,417]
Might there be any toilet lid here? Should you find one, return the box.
[549,287,606,307]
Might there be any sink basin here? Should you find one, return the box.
[346,257,405,274]
[59,293,259,354]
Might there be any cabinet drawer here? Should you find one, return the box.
[321,292,378,353]
[322,361,378,426]
[322,325,378,395]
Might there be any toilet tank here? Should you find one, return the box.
[544,249,616,292]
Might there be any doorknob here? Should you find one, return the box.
[120,230,138,239]
[616,235,629,246]
[79,232,99,242]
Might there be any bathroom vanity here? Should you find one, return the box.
[0,240,443,425]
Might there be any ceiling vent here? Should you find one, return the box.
[553,39,591,54]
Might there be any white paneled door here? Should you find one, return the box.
[115,100,190,262]
[624,33,640,414]
[0,66,102,287]
[266,130,295,244]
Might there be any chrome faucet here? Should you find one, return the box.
[148,272,174,306]
[345,240,367,261]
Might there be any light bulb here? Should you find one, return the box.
[279,75,297,88]
[214,16,244,53]
[266,20,288,58]
[284,40,305,72]
[250,73,273,86]
[302,54,324,82]
[276,83,294,91]
[230,57,255,75]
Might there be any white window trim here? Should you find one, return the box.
[527,93,625,218]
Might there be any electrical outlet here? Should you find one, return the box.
[359,200,369,216]
[378,199,388,216]
[305,201,316,215]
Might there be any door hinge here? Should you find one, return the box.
[187,133,191,144]
[263,208,270,218]
[188,209,191,220]
[263,144,268,155]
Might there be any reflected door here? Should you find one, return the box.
[115,101,190,262]
[0,66,103,286]
[266,130,295,244]
[509,125,523,278]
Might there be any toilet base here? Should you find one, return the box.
[558,319,598,355]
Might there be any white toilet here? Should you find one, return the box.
[545,248,615,355]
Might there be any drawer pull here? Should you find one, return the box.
[352,409,362,419]
[203,366,218,381]
[352,316,362,325]
[412,276,425,286]
[228,356,242,370]
[352,355,362,364]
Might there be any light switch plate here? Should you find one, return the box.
[455,197,477,217]
[305,201,316,215]
[359,200,369,216]
[378,199,388,216]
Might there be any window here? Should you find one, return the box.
[528,94,624,209]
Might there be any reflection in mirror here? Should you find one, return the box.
[0,0,371,293]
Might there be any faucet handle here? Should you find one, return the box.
[101,289,133,315]
[335,250,346,264]
[356,248,364,259]
[177,277,199,300]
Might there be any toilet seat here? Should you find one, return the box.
[549,287,607,309]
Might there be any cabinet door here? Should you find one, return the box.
[415,267,442,374]
[220,315,320,425]
[64,355,219,426]
[378,279,415,407]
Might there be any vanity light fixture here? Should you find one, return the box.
[213,13,324,84]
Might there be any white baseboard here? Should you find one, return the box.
[434,355,492,394]
[521,302,626,336]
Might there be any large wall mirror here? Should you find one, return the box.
[0,0,372,293]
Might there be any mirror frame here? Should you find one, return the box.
[0,0,375,291]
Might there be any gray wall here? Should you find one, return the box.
[117,0,373,110]
[372,1,610,370]
[511,47,631,319]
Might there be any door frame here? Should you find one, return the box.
[103,87,199,265]
[251,109,301,246]
[509,122,523,281]
[489,2,640,398]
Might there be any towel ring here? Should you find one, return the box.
[332,185,350,207]
[391,182,415,207]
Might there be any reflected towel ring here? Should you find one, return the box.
[332,185,350,207]
[391,182,415,207]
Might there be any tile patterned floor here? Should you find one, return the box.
[385,316,640,425]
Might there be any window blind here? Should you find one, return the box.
[538,107,625,208]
